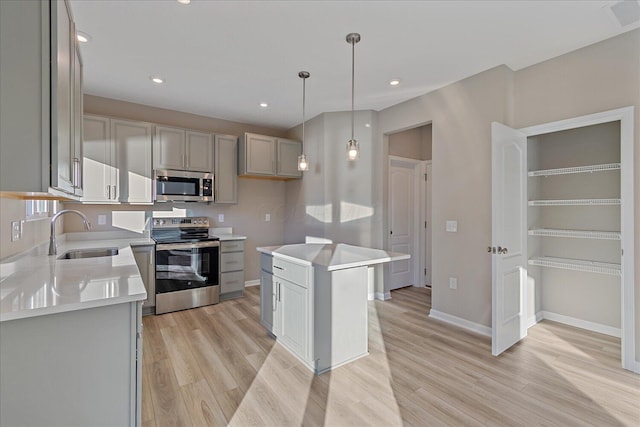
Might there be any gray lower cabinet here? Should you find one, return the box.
[132,244,156,315]
[219,240,245,300]
[0,301,143,426]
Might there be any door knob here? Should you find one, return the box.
[497,246,508,255]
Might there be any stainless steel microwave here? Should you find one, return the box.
[154,169,213,202]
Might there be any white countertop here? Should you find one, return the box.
[209,227,246,241]
[0,234,151,322]
[257,243,410,271]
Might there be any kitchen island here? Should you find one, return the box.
[257,243,409,374]
[0,234,149,426]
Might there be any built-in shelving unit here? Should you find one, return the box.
[528,198,620,206]
[528,256,621,276]
[528,228,621,240]
[528,162,620,177]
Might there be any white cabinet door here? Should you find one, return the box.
[82,115,112,202]
[214,134,238,203]
[244,133,276,175]
[71,42,83,197]
[260,270,274,332]
[276,139,302,178]
[279,278,309,359]
[185,131,213,172]
[491,122,527,356]
[51,0,74,195]
[113,119,153,203]
[154,126,185,170]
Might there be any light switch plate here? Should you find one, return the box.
[449,277,458,289]
[98,214,107,225]
[218,214,224,223]
[446,220,458,232]
[11,221,21,242]
[265,213,271,222]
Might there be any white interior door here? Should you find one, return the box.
[389,157,418,290]
[491,122,527,356]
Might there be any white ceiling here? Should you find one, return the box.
[70,0,639,130]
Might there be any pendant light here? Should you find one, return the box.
[297,71,310,172]
[346,32,361,161]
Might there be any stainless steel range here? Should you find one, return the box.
[151,217,219,314]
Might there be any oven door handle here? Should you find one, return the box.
[156,241,220,251]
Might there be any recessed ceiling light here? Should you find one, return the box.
[389,79,401,86]
[259,102,269,108]
[150,76,164,84]
[177,0,191,4]
[76,31,91,43]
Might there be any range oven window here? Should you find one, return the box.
[155,244,219,294]
[156,177,200,197]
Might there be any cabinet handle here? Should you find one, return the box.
[274,265,284,270]
[273,282,277,311]
[106,185,111,199]
[112,185,117,200]
[72,157,81,188]
[278,282,281,302]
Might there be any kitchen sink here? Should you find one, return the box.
[57,247,119,260]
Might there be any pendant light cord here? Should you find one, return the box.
[350,38,355,141]
[302,75,306,145]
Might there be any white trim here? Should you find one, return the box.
[540,311,621,338]
[633,360,640,375]
[527,311,544,329]
[245,279,260,287]
[429,309,492,337]
[368,292,391,301]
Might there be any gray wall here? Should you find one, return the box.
[378,65,514,326]
[388,124,432,160]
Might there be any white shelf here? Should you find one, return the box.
[528,163,620,177]
[528,228,621,240]
[528,198,620,206]
[528,256,621,276]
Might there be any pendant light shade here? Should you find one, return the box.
[346,32,361,161]
[297,71,310,172]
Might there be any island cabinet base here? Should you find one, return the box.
[313,266,369,374]
[259,252,370,375]
[0,302,142,427]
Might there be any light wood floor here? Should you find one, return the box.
[142,286,640,426]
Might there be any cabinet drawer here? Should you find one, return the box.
[221,271,245,294]
[272,257,308,288]
[221,240,244,253]
[220,252,244,272]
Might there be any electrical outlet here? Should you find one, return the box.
[218,214,224,223]
[11,221,21,242]
[265,213,271,222]
[98,214,107,225]
[446,220,458,232]
[449,277,458,289]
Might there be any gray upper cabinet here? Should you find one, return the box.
[154,126,213,172]
[82,115,153,204]
[239,133,302,179]
[276,138,303,178]
[214,134,238,203]
[0,0,83,198]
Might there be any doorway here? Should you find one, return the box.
[387,125,432,291]
[491,107,635,372]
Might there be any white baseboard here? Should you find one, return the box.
[633,360,640,374]
[527,311,544,329]
[368,292,391,301]
[540,311,621,338]
[429,309,491,337]
[244,279,260,287]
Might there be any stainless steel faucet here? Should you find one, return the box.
[49,210,92,255]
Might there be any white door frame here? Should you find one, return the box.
[519,106,635,371]
[420,161,432,287]
[388,156,422,289]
